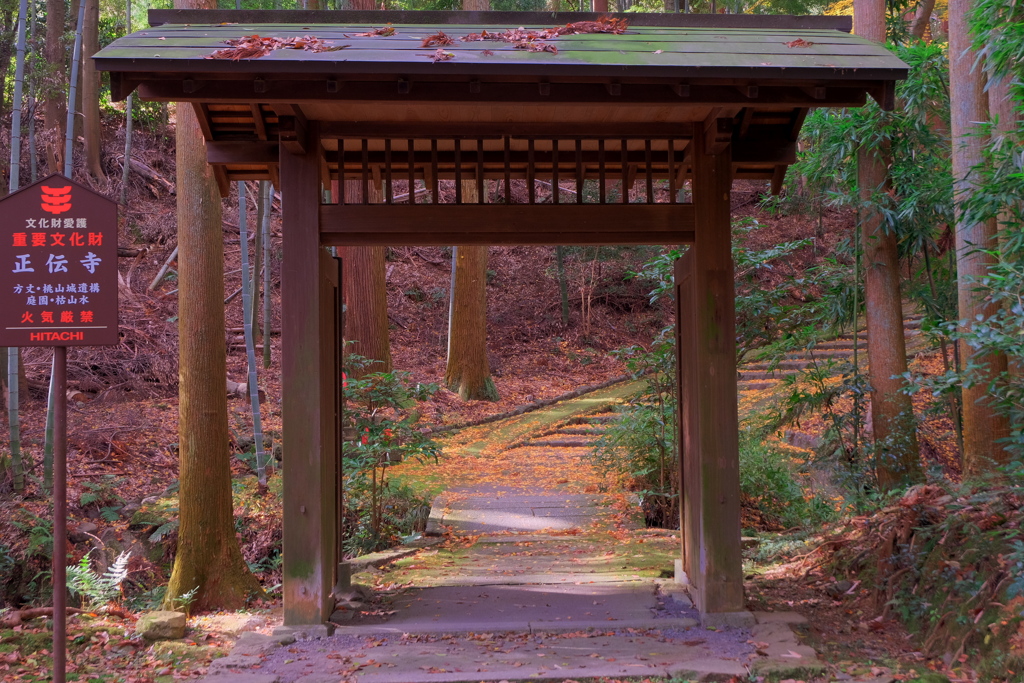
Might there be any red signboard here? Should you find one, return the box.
[0,175,119,346]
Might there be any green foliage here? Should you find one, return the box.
[342,353,440,555]
[738,434,836,530]
[11,509,53,560]
[67,551,130,610]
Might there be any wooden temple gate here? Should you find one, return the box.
[95,9,905,625]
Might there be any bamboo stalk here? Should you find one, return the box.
[238,182,268,484]
[148,245,178,291]
[27,0,37,183]
[262,181,273,369]
[7,0,30,493]
[63,0,86,178]
[118,0,133,204]
[251,182,262,339]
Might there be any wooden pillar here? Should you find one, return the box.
[281,121,337,626]
[678,121,744,615]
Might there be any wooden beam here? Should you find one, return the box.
[319,121,696,140]
[319,204,695,246]
[281,120,334,627]
[135,79,872,109]
[207,141,279,165]
[684,121,744,617]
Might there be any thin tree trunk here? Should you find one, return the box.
[82,0,104,182]
[341,180,392,377]
[165,0,262,610]
[555,246,570,326]
[445,181,498,402]
[909,0,934,40]
[251,183,263,340]
[63,0,85,177]
[949,0,1011,477]
[854,0,923,489]
[44,0,66,148]
[27,0,38,183]
[119,0,134,204]
[261,181,273,369]
[238,181,268,485]
[6,0,29,492]
[990,76,1022,380]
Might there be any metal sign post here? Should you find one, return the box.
[0,175,118,683]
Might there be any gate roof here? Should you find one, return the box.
[94,11,905,193]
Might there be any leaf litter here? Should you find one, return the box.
[206,34,348,60]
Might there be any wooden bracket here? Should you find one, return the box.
[182,78,202,94]
[606,82,622,97]
[279,115,308,155]
[397,78,410,95]
[770,165,787,195]
[251,104,268,141]
[672,83,691,98]
[212,164,230,198]
[704,115,732,155]
[192,103,215,141]
[868,81,896,111]
[253,77,268,94]
[538,82,551,96]
[327,79,340,93]
[736,84,758,99]
[801,85,826,100]
[469,79,481,94]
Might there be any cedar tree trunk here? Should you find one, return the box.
[81,0,104,182]
[164,0,262,612]
[909,0,934,40]
[341,180,392,378]
[44,0,65,148]
[854,0,923,489]
[949,0,1011,477]
[445,183,498,401]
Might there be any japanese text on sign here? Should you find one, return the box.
[0,175,119,346]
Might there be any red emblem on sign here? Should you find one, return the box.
[40,185,73,214]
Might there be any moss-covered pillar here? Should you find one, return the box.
[281,121,337,625]
[678,121,744,615]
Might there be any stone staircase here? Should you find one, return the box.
[737,313,925,395]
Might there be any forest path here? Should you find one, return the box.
[260,383,808,683]
[204,380,826,683]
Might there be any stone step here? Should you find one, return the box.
[738,370,798,381]
[738,380,780,392]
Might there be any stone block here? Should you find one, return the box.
[751,656,828,678]
[201,675,281,683]
[272,624,333,640]
[752,611,809,626]
[701,610,756,629]
[750,621,799,643]
[232,632,281,657]
[668,658,748,681]
[135,611,186,641]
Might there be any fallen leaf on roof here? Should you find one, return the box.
[357,24,396,37]
[431,48,456,62]
[206,34,348,59]
[785,38,814,48]
[461,29,491,41]
[654,49,663,54]
[482,49,495,56]
[514,40,558,54]
[422,31,455,48]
